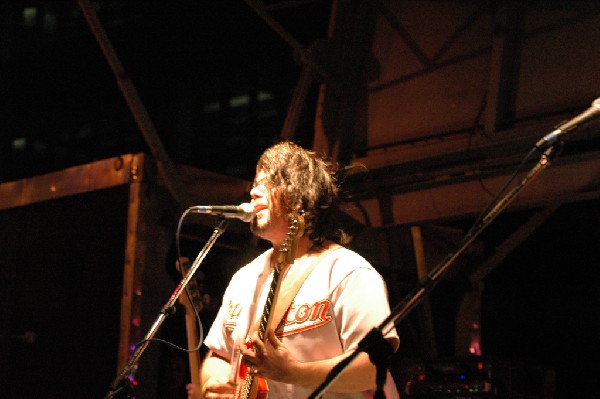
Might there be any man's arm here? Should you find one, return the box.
[242,329,378,393]
[200,350,232,386]
[287,350,377,393]
[187,350,236,398]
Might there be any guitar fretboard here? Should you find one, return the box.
[236,215,303,399]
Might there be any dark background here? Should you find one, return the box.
[1,2,598,398]
[0,0,329,184]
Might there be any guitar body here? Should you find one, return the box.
[236,355,269,399]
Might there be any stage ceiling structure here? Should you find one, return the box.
[94,0,599,231]
[155,0,600,282]
[305,0,600,230]
[2,0,599,231]
[72,0,600,294]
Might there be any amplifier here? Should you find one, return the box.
[400,357,554,398]
[402,357,497,398]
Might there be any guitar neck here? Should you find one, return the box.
[177,258,203,384]
[183,301,201,384]
[236,215,304,399]
[256,263,284,341]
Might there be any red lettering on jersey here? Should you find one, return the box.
[283,300,331,326]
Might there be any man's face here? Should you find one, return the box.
[249,169,289,245]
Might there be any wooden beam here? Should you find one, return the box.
[0,154,137,211]
[411,226,438,359]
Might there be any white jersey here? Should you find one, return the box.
[204,246,400,399]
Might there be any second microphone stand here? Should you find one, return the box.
[308,145,559,398]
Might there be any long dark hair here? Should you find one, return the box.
[256,141,350,245]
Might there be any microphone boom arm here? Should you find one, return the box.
[104,218,229,398]
[308,145,558,398]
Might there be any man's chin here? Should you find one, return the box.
[250,220,267,237]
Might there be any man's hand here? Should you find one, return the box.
[185,383,203,399]
[240,329,381,393]
[240,329,301,385]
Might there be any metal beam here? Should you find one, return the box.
[76,0,191,209]
[341,153,600,227]
[469,205,558,285]
[243,0,329,79]
[374,0,432,68]
[483,0,526,133]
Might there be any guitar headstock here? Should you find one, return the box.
[280,213,305,266]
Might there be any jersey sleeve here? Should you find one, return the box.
[203,249,273,360]
[203,277,237,361]
[329,254,400,353]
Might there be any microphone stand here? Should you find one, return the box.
[104,217,230,398]
[308,145,559,398]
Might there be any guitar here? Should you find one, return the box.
[235,214,305,399]
[177,257,204,385]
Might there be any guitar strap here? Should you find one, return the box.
[247,243,341,338]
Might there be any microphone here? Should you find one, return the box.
[535,98,600,150]
[189,203,255,222]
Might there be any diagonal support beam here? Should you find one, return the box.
[280,63,316,141]
[483,0,526,133]
[76,0,191,209]
[244,0,330,141]
[432,4,489,62]
[243,0,329,79]
[470,205,558,285]
[374,0,432,68]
